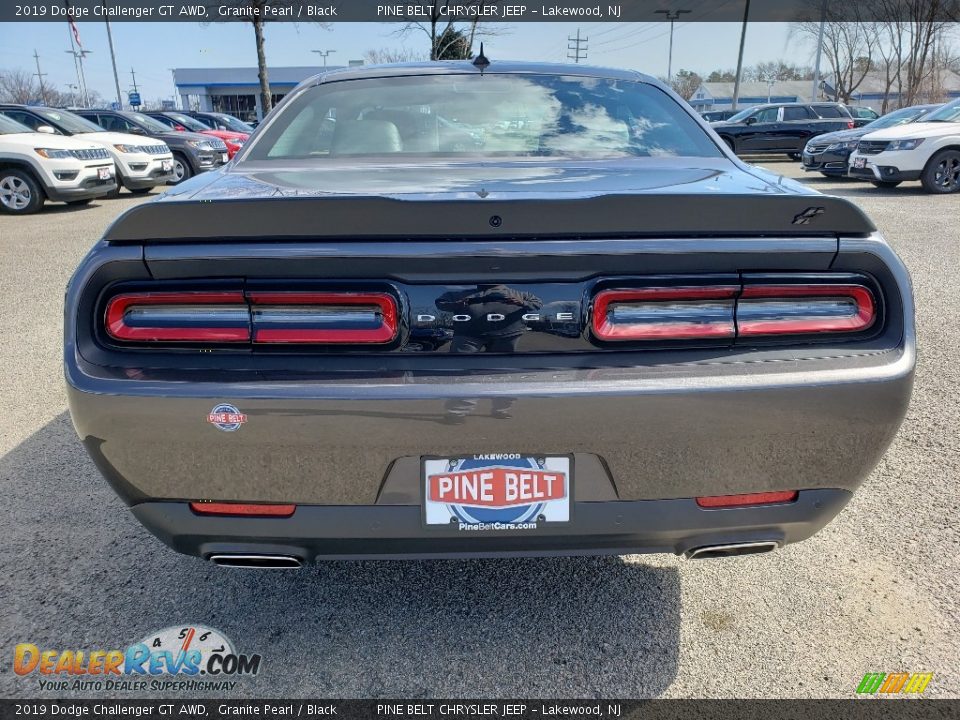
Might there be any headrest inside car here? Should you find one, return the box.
[331,120,402,155]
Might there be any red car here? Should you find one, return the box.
[146,111,248,159]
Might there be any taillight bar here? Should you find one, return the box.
[104,290,399,345]
[105,291,249,342]
[247,292,398,344]
[592,286,738,341]
[737,285,875,337]
[696,491,798,508]
[592,282,876,342]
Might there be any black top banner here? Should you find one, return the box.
[3,0,960,23]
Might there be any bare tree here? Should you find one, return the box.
[395,0,504,61]
[363,47,428,65]
[665,69,702,100]
[214,1,329,117]
[792,13,878,102]
[0,69,41,104]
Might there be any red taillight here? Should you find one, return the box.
[189,502,296,517]
[592,286,738,341]
[696,491,798,508]
[104,291,249,342]
[737,285,875,336]
[248,292,398,344]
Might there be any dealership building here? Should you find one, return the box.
[173,65,360,122]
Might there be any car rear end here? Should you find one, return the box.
[64,66,914,566]
[64,194,914,565]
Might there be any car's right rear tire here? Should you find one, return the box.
[0,169,44,215]
[920,149,960,194]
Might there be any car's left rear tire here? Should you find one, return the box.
[787,152,802,161]
[920,149,960,194]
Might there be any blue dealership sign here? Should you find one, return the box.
[128,91,141,107]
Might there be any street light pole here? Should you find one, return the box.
[655,8,691,83]
[312,49,336,68]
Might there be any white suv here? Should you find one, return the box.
[0,114,116,214]
[848,97,960,193]
[0,105,174,194]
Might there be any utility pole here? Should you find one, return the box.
[65,22,90,107]
[130,67,139,92]
[312,49,336,67]
[567,28,588,64]
[655,8,691,83]
[811,1,827,102]
[732,0,751,111]
[103,7,123,109]
[32,50,48,105]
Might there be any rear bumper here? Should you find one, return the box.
[132,489,851,560]
[66,345,914,507]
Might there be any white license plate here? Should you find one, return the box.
[423,455,571,530]
[161,159,173,172]
[97,167,112,180]
[220,153,229,163]
[852,157,867,169]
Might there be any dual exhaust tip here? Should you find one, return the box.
[208,553,303,569]
[684,540,779,560]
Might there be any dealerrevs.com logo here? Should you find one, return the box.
[14,625,261,692]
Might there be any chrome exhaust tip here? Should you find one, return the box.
[684,540,779,560]
[208,553,303,569]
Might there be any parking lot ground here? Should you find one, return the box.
[0,168,958,699]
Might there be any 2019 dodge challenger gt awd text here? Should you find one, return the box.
[65,60,915,568]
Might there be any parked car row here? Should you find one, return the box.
[0,106,253,214]
[801,98,960,193]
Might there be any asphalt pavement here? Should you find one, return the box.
[0,165,957,699]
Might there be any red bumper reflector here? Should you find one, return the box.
[592,286,738,341]
[189,502,296,517]
[696,491,799,508]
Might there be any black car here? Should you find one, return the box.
[710,102,855,159]
[700,110,737,122]
[802,104,941,177]
[845,105,881,127]
[184,111,255,134]
[74,109,228,183]
[63,60,913,565]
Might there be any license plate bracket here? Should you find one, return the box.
[852,157,867,169]
[422,454,572,531]
[97,167,112,180]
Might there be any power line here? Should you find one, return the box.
[567,28,588,63]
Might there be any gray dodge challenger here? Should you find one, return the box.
[65,60,914,567]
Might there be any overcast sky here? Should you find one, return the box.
[0,21,806,103]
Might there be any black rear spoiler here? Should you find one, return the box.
[103,193,876,243]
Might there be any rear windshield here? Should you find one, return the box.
[246,74,722,160]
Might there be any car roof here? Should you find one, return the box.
[301,60,652,88]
